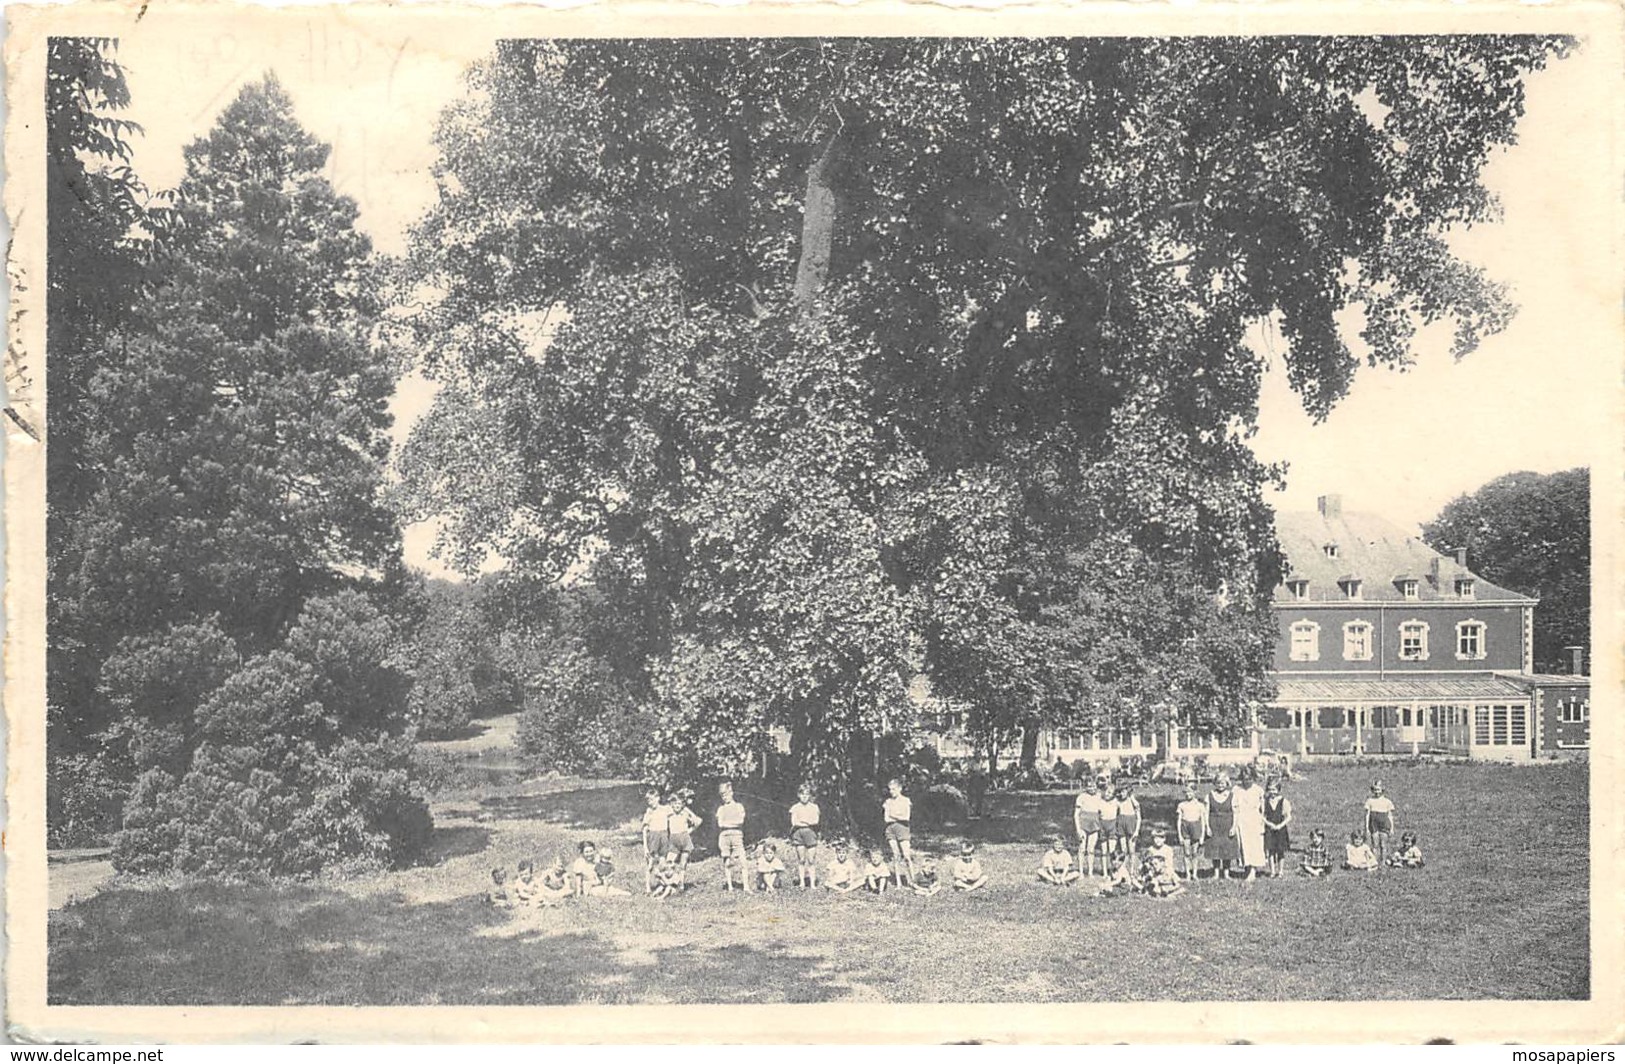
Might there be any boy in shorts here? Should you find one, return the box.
[755,841,787,892]
[951,841,987,891]
[882,778,917,887]
[788,784,821,888]
[826,844,862,893]
[1038,837,1079,885]
[641,787,672,892]
[716,781,752,892]
[912,855,943,896]
[665,790,701,888]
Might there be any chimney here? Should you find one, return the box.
[1564,646,1585,676]
[1317,494,1342,519]
[1455,547,1468,568]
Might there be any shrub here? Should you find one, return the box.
[46,751,130,850]
[111,593,432,877]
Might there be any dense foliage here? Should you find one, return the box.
[1423,467,1590,672]
[45,65,428,868]
[398,37,1565,794]
[403,579,523,739]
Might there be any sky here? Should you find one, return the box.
[106,24,1615,574]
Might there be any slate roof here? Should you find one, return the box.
[1273,507,1535,605]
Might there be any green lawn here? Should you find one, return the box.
[48,760,1589,1004]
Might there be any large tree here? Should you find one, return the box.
[399,37,1567,794]
[1423,467,1589,672]
[45,38,166,748]
[61,76,402,700]
[49,75,426,866]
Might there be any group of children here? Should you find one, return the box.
[486,838,635,910]
[485,773,1425,911]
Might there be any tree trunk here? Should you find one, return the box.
[1019,717,1041,770]
[792,133,842,308]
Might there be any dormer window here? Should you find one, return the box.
[1322,542,1339,559]
[1285,578,1309,600]
[1398,578,1419,600]
[1455,578,1475,599]
[1339,577,1362,600]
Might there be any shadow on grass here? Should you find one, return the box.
[49,881,849,1006]
[421,824,494,866]
[479,783,648,831]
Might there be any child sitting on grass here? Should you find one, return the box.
[1299,829,1332,877]
[1143,827,1178,880]
[756,841,787,892]
[487,867,512,909]
[1038,837,1080,885]
[1099,851,1140,897]
[594,845,617,889]
[1387,831,1425,869]
[512,860,539,907]
[951,842,988,891]
[1343,830,1378,872]
[826,844,862,894]
[1142,852,1186,898]
[912,855,943,896]
[863,849,891,893]
[573,841,632,897]
[538,857,571,906]
[651,852,683,898]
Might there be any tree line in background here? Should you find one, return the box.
[45,35,1578,873]
[1423,467,1590,674]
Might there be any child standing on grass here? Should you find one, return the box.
[755,841,787,892]
[1038,837,1080,885]
[863,849,891,893]
[826,845,862,893]
[1263,779,1293,878]
[789,784,821,889]
[1116,784,1142,859]
[1364,780,1396,869]
[913,856,943,896]
[1343,830,1378,872]
[666,791,701,888]
[1388,831,1425,869]
[1299,829,1332,877]
[716,781,752,893]
[1097,777,1121,859]
[1074,777,1106,879]
[1176,781,1207,881]
[882,778,917,888]
[641,787,672,893]
[951,842,988,891]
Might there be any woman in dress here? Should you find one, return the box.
[1203,772,1239,879]
[1233,767,1268,881]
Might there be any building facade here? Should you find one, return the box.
[1259,494,1586,762]
[1024,494,1588,768]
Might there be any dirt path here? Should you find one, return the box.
[49,851,115,911]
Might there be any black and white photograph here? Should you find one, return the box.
[4,1,1620,1043]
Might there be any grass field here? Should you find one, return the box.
[48,757,1588,1005]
